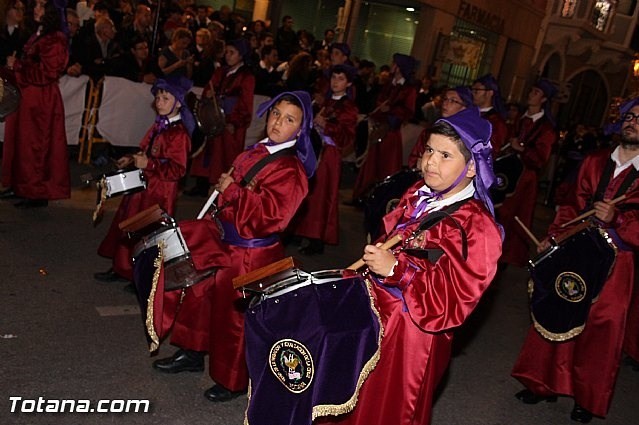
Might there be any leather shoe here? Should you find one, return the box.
[153,349,204,373]
[0,188,17,199]
[94,268,128,282]
[571,404,593,423]
[14,199,48,209]
[204,384,246,402]
[515,389,557,404]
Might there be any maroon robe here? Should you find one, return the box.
[164,143,308,391]
[625,270,639,362]
[512,148,639,417]
[190,64,255,184]
[497,113,557,266]
[352,81,416,200]
[97,122,190,280]
[318,181,502,425]
[2,31,70,200]
[289,96,358,244]
[482,108,508,156]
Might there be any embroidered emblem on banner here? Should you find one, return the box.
[555,271,586,302]
[269,339,314,393]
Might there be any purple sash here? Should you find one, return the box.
[219,220,278,248]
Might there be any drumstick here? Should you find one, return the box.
[347,234,403,271]
[196,166,234,219]
[514,216,542,248]
[560,194,627,228]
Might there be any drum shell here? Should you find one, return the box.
[528,226,617,341]
[104,169,147,198]
[364,168,422,240]
[490,153,523,207]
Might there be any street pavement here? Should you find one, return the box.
[0,158,637,425]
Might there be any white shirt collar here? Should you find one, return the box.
[259,137,297,154]
[479,106,493,113]
[259,60,273,72]
[611,145,639,178]
[226,62,244,76]
[168,114,181,123]
[392,76,405,86]
[332,94,346,100]
[413,181,475,218]
[523,109,544,122]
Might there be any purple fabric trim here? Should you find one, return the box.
[219,220,278,248]
[410,162,469,219]
[606,227,632,251]
[398,261,418,290]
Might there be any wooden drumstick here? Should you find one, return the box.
[196,166,234,219]
[514,216,542,249]
[347,234,403,271]
[560,194,627,228]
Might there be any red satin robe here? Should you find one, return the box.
[318,181,502,425]
[352,81,416,200]
[189,64,255,184]
[512,148,639,417]
[2,31,70,199]
[289,96,358,244]
[97,122,190,280]
[625,270,639,362]
[165,143,308,391]
[497,113,557,266]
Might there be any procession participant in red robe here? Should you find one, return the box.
[351,53,417,202]
[512,98,639,423]
[186,38,255,196]
[407,86,471,169]
[1,0,69,208]
[94,76,194,282]
[290,64,358,254]
[317,108,502,425]
[152,91,316,403]
[472,73,508,156]
[497,79,558,267]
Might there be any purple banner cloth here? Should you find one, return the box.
[244,276,380,425]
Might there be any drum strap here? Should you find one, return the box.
[404,199,470,262]
[592,158,639,205]
[240,147,297,187]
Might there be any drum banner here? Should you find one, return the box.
[244,277,382,425]
[133,243,177,352]
[528,227,617,341]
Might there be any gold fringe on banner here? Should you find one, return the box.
[146,241,165,352]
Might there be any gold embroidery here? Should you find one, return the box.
[146,240,164,352]
[311,278,385,419]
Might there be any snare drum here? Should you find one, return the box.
[133,223,214,291]
[244,271,381,425]
[103,169,147,198]
[528,224,617,341]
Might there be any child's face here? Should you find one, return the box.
[420,134,475,197]
[330,72,351,96]
[155,90,179,117]
[267,101,303,144]
[225,46,242,67]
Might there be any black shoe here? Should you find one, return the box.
[94,268,128,282]
[0,188,17,199]
[299,239,324,255]
[14,199,48,209]
[515,389,558,404]
[152,349,204,373]
[571,404,593,423]
[204,384,246,402]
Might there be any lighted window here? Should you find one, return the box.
[591,0,616,31]
[561,0,578,17]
